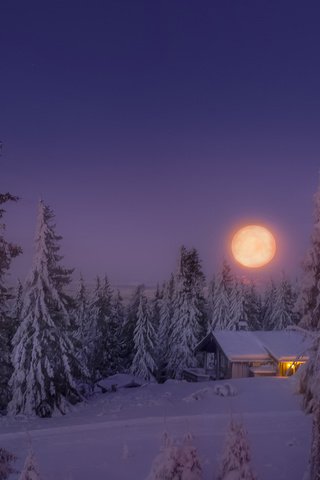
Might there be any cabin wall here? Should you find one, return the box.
[231,362,250,378]
[216,347,231,379]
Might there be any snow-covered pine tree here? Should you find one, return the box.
[157,275,175,380]
[110,289,125,373]
[121,284,144,370]
[260,280,276,330]
[131,288,156,381]
[309,403,320,480]
[87,275,114,381]
[0,447,17,480]
[105,287,123,376]
[19,450,41,480]
[146,432,178,480]
[72,274,91,390]
[0,193,21,411]
[151,284,162,332]
[296,328,320,478]
[244,282,262,331]
[210,261,233,331]
[229,278,248,331]
[9,200,86,417]
[296,184,320,478]
[147,432,202,480]
[218,418,257,480]
[112,289,125,330]
[297,182,320,331]
[268,275,298,330]
[297,180,320,330]
[297,183,320,414]
[178,433,202,480]
[167,246,205,379]
[206,276,215,333]
[12,279,23,327]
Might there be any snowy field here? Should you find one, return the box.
[0,376,311,480]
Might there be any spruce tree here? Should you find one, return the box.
[12,279,23,328]
[261,280,276,330]
[73,274,91,387]
[9,200,85,417]
[296,183,320,478]
[229,278,248,331]
[121,284,144,369]
[297,184,320,412]
[112,289,125,330]
[0,193,21,410]
[111,289,126,373]
[269,275,298,330]
[88,275,114,381]
[206,276,215,333]
[244,283,262,331]
[157,276,175,379]
[151,284,162,331]
[131,288,156,381]
[105,288,123,375]
[297,183,320,331]
[167,247,205,379]
[218,419,257,480]
[210,261,233,331]
[310,405,320,480]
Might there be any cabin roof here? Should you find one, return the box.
[213,331,270,362]
[254,331,311,362]
[196,330,311,363]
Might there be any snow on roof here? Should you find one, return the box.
[212,330,311,363]
[254,331,311,362]
[213,331,270,362]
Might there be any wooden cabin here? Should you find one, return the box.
[189,330,310,381]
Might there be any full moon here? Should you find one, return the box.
[231,225,276,268]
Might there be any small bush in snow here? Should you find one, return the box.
[183,388,214,403]
[147,432,202,480]
[19,450,41,480]
[217,418,257,480]
[214,384,238,397]
[0,448,17,480]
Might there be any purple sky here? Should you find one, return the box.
[2,1,320,286]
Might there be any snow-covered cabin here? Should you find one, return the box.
[193,330,310,380]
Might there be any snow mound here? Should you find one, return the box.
[214,383,238,397]
[95,374,146,393]
[183,387,215,402]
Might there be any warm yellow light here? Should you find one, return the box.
[231,225,276,268]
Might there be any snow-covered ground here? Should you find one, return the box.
[0,376,312,479]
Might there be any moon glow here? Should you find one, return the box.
[231,225,276,268]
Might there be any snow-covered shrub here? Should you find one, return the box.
[183,387,214,402]
[19,450,41,480]
[0,448,17,480]
[217,418,256,480]
[147,432,202,480]
[214,384,238,397]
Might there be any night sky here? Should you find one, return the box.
[2,1,320,286]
